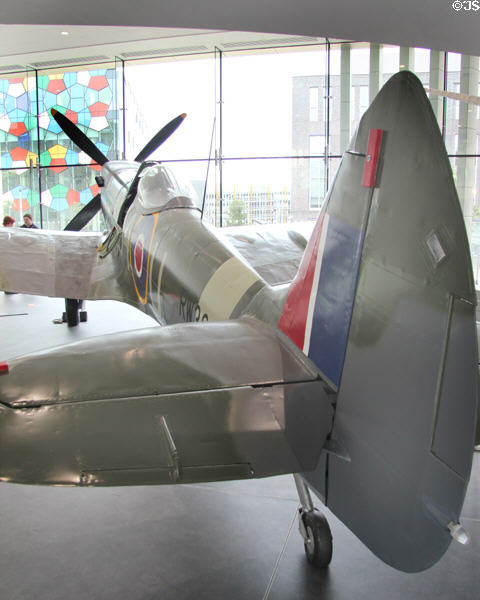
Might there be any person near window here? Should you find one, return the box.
[20,214,38,229]
[2,216,15,227]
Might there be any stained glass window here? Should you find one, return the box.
[0,67,117,228]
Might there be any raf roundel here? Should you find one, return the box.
[134,234,144,277]
[129,214,158,304]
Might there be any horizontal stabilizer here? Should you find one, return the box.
[0,318,333,486]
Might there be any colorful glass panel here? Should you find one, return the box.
[0,67,116,227]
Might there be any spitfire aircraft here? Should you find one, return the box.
[0,71,478,574]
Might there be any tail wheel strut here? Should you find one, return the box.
[294,474,333,568]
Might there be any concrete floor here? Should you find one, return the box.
[0,459,478,600]
[0,294,478,599]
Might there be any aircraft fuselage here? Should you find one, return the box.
[98,161,287,327]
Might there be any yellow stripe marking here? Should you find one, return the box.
[156,251,167,316]
[199,256,260,321]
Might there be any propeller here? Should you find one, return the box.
[134,113,186,162]
[63,193,102,232]
[51,108,109,167]
[50,108,187,231]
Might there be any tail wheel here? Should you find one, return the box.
[301,509,333,568]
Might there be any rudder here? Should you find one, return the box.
[282,71,478,572]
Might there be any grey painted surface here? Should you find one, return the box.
[0,72,477,576]
[0,291,477,596]
[309,72,477,572]
[0,297,333,485]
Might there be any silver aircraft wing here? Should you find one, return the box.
[0,317,333,486]
[0,228,120,300]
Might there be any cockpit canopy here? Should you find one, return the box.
[136,163,199,214]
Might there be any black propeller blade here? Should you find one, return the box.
[64,193,102,232]
[134,113,186,162]
[51,108,109,166]
[52,109,186,232]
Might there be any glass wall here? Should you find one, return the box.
[1,41,479,282]
[0,65,118,229]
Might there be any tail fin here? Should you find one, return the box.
[278,128,382,389]
[282,71,478,572]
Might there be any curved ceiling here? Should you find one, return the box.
[0,0,478,72]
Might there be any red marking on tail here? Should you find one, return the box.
[362,129,383,188]
[278,212,326,349]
